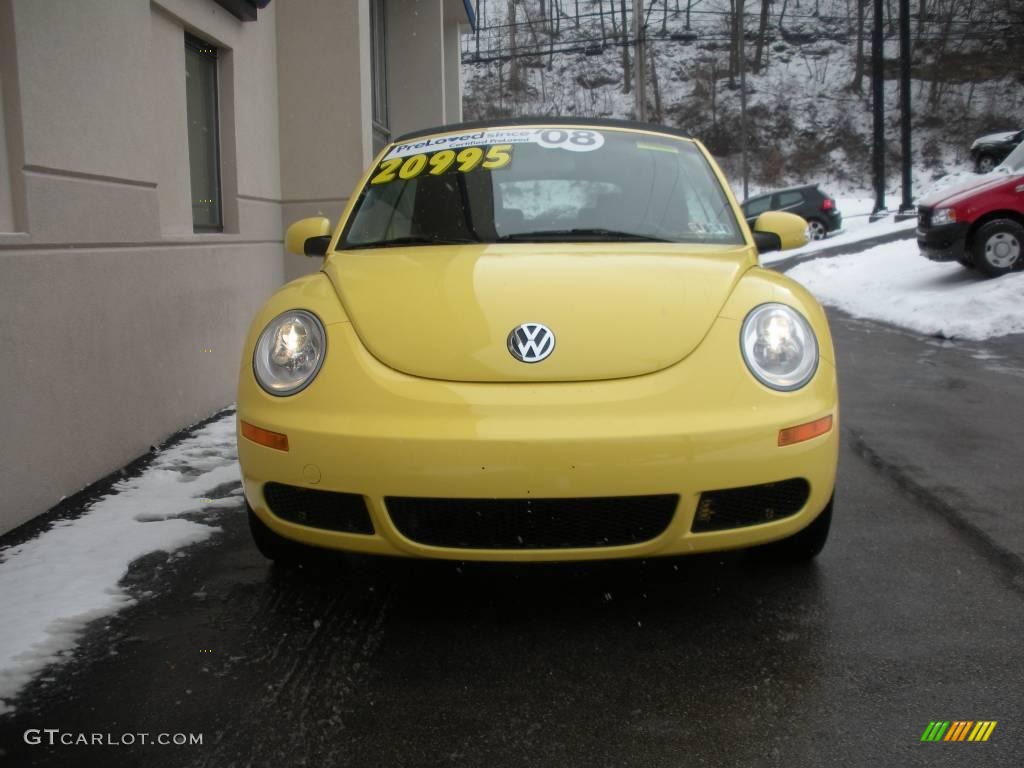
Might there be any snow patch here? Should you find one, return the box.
[0,412,240,715]
[787,241,1024,340]
[761,212,917,264]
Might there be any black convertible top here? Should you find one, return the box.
[394,117,695,144]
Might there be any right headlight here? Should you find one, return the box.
[740,303,819,391]
[253,309,327,396]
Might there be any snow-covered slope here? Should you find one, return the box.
[462,1,1024,196]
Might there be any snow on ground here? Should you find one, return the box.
[787,240,1024,341]
[0,412,240,715]
[760,208,917,265]
[758,166,1001,264]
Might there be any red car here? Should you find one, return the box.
[918,142,1024,277]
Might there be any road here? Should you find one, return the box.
[1,309,1023,767]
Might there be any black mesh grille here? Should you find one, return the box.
[691,479,810,532]
[264,483,374,534]
[385,495,678,549]
[918,206,932,228]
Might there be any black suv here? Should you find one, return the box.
[970,129,1023,173]
[741,185,842,241]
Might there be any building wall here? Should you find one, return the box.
[0,0,469,535]
[0,0,284,535]
[276,0,373,282]
[279,0,469,281]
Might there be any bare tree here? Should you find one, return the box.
[649,40,662,121]
[621,0,632,94]
[753,0,772,73]
[851,0,866,93]
[927,0,959,107]
[507,0,522,95]
[686,0,700,29]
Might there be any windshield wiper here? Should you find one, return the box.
[344,235,480,250]
[497,228,671,242]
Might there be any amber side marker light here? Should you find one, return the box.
[241,421,289,452]
[778,415,834,447]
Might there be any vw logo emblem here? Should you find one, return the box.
[507,323,555,363]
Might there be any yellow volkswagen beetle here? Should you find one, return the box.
[237,120,837,566]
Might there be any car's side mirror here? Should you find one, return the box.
[285,217,332,257]
[752,211,808,254]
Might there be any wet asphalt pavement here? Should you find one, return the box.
[2,309,1023,767]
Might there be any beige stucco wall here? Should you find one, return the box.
[276,0,374,282]
[0,0,470,536]
[387,0,447,137]
[0,41,14,234]
[277,0,469,282]
[0,0,284,535]
[443,11,463,124]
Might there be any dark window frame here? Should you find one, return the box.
[369,0,390,156]
[185,32,223,233]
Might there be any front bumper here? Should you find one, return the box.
[238,321,839,562]
[918,222,969,262]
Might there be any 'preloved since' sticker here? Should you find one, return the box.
[383,127,605,160]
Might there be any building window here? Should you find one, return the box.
[185,33,222,232]
[370,0,389,155]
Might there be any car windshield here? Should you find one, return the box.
[997,141,1024,173]
[339,126,744,249]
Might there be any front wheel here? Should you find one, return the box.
[248,503,308,568]
[806,219,828,241]
[971,219,1023,278]
[975,155,997,173]
[757,496,833,563]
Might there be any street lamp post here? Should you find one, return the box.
[870,0,887,220]
[897,0,915,218]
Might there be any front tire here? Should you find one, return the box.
[971,219,1023,278]
[758,496,833,563]
[975,155,997,173]
[248,503,307,567]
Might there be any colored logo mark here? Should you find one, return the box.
[920,721,997,742]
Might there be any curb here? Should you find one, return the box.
[0,406,236,553]
[767,226,917,272]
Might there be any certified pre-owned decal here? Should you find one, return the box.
[384,127,605,159]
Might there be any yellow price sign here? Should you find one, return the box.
[371,144,513,185]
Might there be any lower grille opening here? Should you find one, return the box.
[691,479,810,533]
[264,483,374,534]
[385,495,678,550]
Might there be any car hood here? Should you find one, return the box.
[324,243,754,382]
[919,171,1022,208]
[972,131,1018,148]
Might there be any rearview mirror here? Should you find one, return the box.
[752,211,808,254]
[285,217,332,257]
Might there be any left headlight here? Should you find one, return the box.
[931,208,956,226]
[740,303,819,391]
[253,309,327,396]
